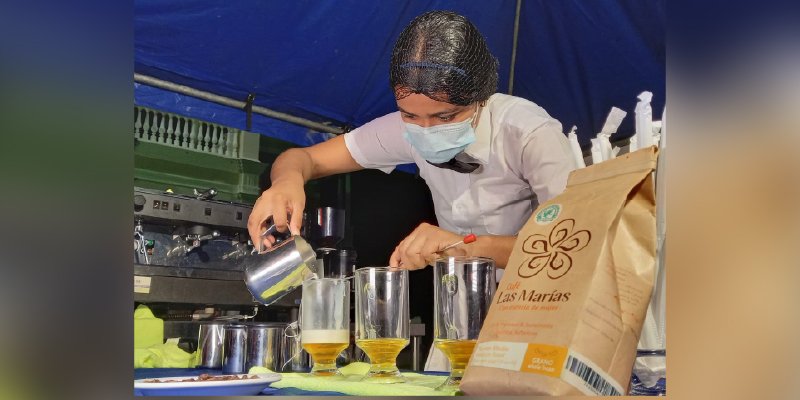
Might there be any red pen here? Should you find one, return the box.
[438,233,477,253]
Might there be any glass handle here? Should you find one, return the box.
[442,274,459,338]
[364,282,379,338]
[282,320,301,371]
[297,303,303,331]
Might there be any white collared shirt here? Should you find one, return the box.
[345,93,577,372]
[344,93,577,239]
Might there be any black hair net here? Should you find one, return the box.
[389,10,499,106]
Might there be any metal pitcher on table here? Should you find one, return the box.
[243,215,318,306]
[195,322,226,368]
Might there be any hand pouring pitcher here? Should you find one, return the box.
[244,217,317,306]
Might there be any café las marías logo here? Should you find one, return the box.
[518,218,592,279]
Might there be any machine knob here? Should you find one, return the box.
[134,195,146,212]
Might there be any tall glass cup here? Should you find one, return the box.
[301,278,350,376]
[354,267,409,383]
[433,256,496,390]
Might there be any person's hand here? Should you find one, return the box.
[389,223,468,270]
[247,179,306,252]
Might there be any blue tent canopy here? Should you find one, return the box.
[135,0,664,152]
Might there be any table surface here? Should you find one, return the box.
[134,368,449,396]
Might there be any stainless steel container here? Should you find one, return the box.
[195,322,225,368]
[245,322,285,371]
[243,235,317,306]
[222,324,247,374]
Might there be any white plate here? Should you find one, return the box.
[134,373,281,396]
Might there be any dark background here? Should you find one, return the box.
[310,168,439,361]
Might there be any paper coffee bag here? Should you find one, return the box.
[460,146,658,396]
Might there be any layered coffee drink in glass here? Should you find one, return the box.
[300,278,350,376]
[433,256,495,390]
[354,267,409,383]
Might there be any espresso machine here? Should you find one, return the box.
[133,186,307,370]
[134,187,425,371]
[133,187,271,304]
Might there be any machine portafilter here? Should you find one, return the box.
[167,229,221,257]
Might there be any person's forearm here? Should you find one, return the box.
[466,235,517,268]
[269,148,315,186]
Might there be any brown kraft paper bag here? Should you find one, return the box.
[460,146,658,396]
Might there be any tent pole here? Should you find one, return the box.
[508,0,522,95]
[134,73,346,135]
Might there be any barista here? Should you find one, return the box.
[248,10,576,370]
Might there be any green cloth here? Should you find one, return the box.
[134,338,196,368]
[249,362,458,396]
[134,304,163,349]
[134,305,193,368]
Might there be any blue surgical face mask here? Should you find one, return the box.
[402,109,477,163]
